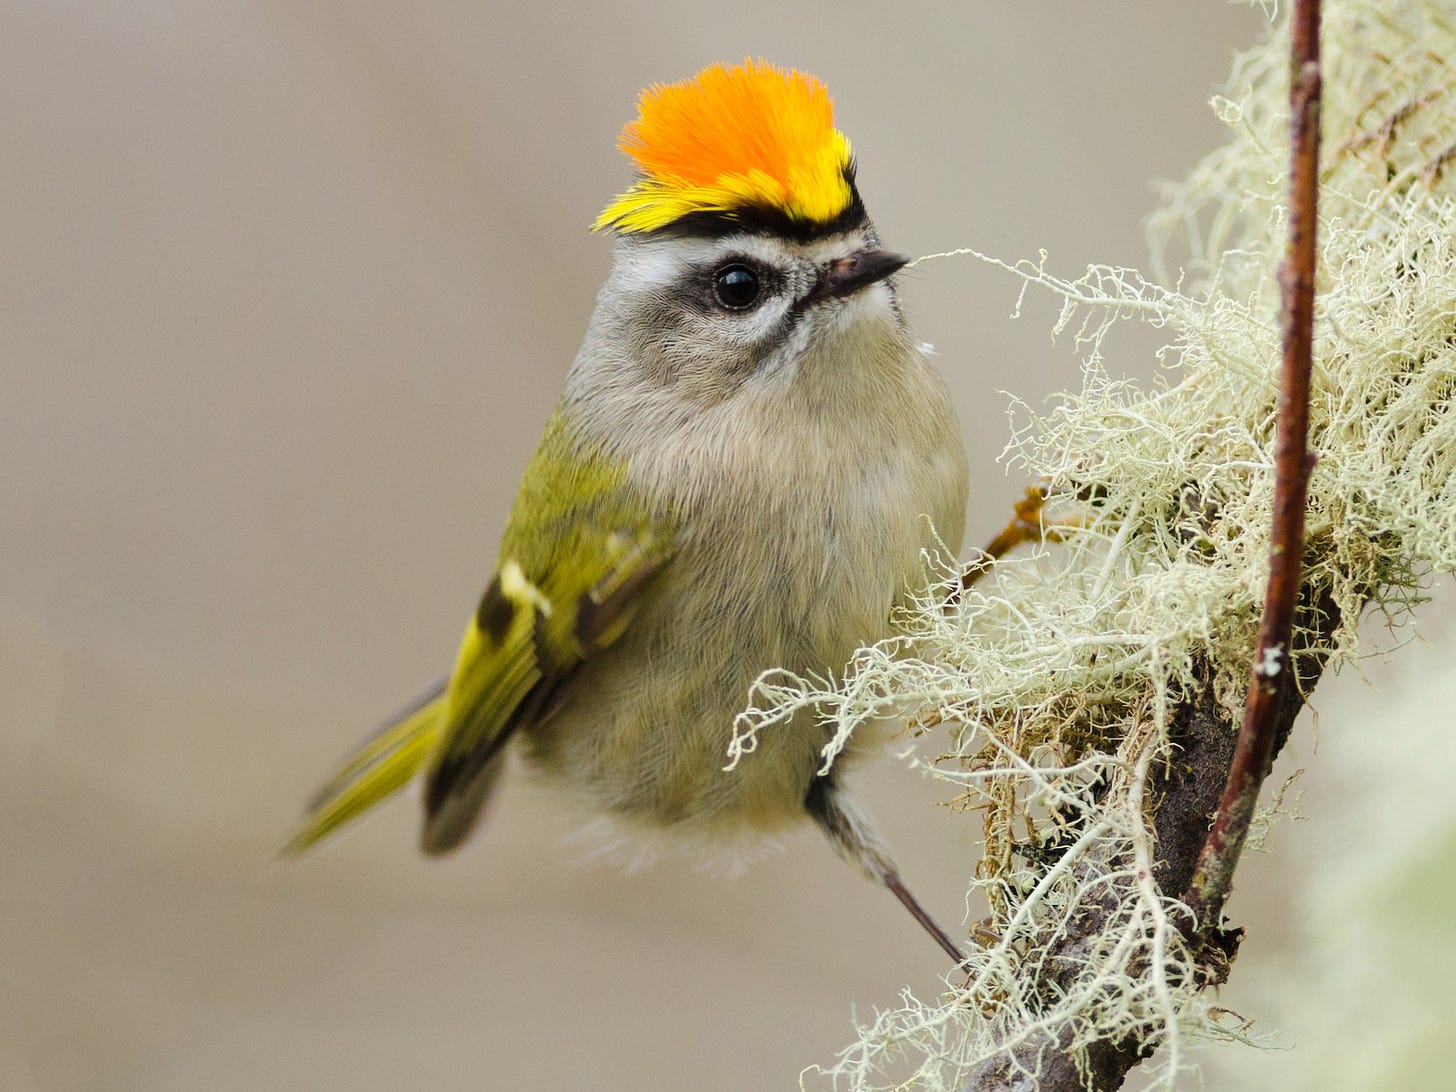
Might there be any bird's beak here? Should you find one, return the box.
[807,248,909,304]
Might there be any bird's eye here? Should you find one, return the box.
[712,263,761,311]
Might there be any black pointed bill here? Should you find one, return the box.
[806,248,909,304]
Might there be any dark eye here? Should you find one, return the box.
[712,263,761,310]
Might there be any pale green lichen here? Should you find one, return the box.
[731,2,1456,1087]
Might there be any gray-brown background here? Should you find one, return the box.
[8,4,1414,1089]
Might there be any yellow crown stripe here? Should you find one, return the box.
[594,60,855,234]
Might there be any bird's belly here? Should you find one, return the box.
[519,481,938,849]
[521,582,845,841]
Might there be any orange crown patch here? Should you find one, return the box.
[593,60,856,235]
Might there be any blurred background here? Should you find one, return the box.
[8,3,1449,1090]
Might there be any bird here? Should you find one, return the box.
[284,58,970,966]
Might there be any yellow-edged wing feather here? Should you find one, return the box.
[283,409,671,857]
[419,531,668,852]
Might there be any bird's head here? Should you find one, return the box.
[581,60,910,407]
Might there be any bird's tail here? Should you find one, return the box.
[281,680,447,855]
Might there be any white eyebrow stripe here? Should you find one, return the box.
[614,234,805,294]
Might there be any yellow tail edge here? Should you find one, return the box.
[281,692,446,856]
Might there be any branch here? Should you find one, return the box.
[960,587,1339,1092]
[1183,0,1322,943]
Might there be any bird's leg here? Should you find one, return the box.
[883,870,969,966]
[805,773,968,967]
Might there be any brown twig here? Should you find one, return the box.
[959,481,1086,592]
[1183,0,1322,940]
[960,483,1052,589]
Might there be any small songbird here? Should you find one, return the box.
[285,59,969,964]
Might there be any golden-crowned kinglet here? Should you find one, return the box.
[286,59,969,965]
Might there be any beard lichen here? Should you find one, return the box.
[730,2,1456,1088]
